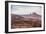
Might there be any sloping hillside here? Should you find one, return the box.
[11,13,41,29]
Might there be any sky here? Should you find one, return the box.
[11,5,42,15]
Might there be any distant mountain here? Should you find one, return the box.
[31,12,41,17]
[21,12,41,20]
[11,12,41,21]
[20,12,41,17]
[11,14,24,21]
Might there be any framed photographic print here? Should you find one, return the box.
[5,1,45,33]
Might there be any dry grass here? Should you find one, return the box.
[11,20,41,29]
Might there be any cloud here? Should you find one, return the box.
[11,5,42,15]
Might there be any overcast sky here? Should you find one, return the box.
[11,5,42,15]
